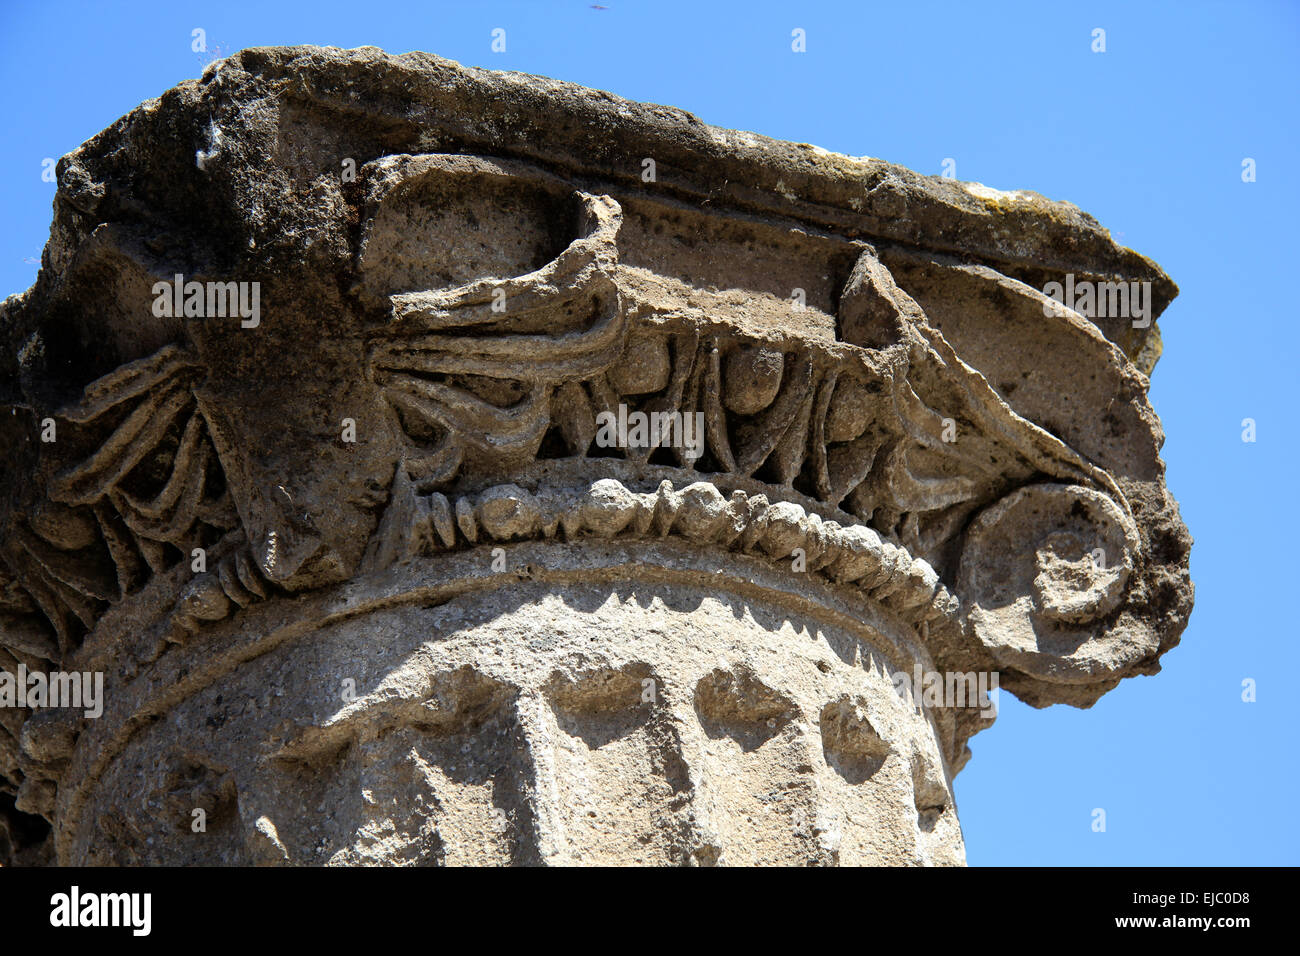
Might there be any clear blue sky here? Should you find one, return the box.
[2,0,1296,866]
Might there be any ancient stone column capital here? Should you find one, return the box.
[0,46,1192,866]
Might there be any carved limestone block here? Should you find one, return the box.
[0,46,1192,866]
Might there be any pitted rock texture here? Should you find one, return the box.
[0,45,1192,866]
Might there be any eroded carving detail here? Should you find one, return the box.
[0,47,1192,866]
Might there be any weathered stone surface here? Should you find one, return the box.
[0,45,1192,866]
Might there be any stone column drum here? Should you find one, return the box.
[0,46,1193,866]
